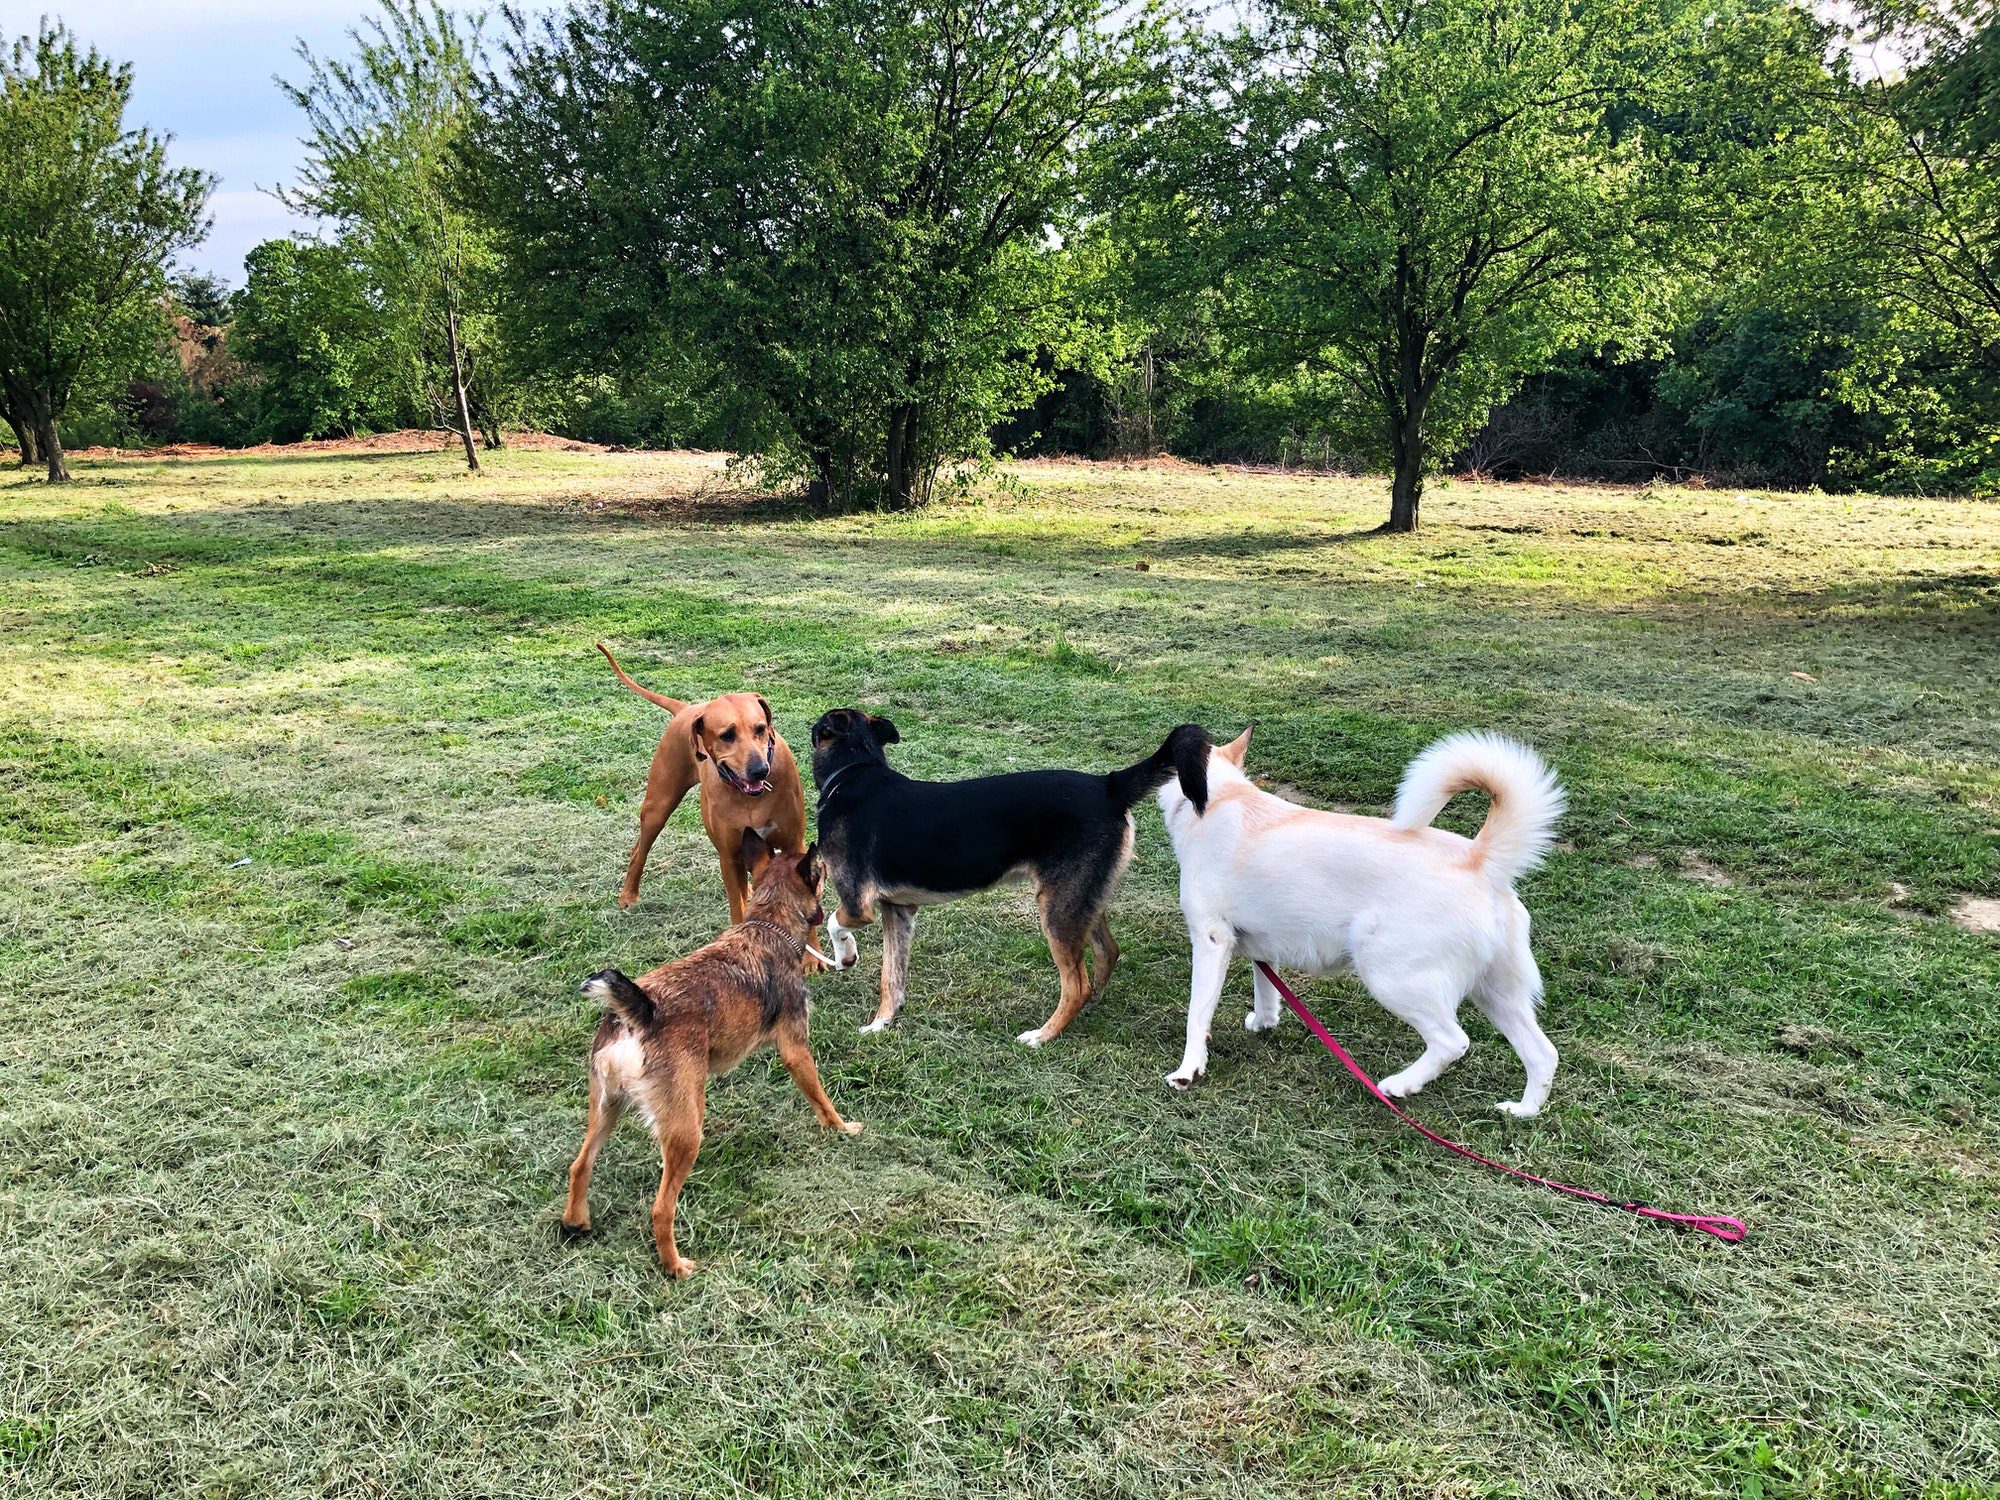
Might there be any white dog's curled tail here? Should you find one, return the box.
[1391,732,1565,886]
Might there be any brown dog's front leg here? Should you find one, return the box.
[720,857,750,925]
[775,1024,863,1134]
[622,739,696,909]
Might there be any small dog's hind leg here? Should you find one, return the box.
[649,1111,704,1278]
[562,1069,623,1234]
[1167,924,1235,1088]
[861,902,914,1033]
[1246,962,1282,1033]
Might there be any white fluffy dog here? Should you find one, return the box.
[1156,726,1565,1116]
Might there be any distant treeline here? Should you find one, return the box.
[5,1,1995,526]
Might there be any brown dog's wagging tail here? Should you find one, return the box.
[596,641,687,713]
[581,968,654,1029]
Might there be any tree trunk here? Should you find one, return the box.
[884,403,924,509]
[1387,436,1422,532]
[5,412,38,467]
[444,303,480,475]
[1383,376,1427,533]
[39,416,69,483]
[805,447,834,509]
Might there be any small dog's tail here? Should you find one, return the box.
[1390,732,1564,886]
[595,642,687,713]
[1108,724,1212,813]
[582,968,655,1030]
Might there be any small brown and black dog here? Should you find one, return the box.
[596,641,807,920]
[561,830,861,1277]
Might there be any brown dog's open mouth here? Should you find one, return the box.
[716,764,772,796]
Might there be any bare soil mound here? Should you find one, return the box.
[61,429,610,461]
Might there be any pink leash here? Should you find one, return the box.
[1254,962,1747,1243]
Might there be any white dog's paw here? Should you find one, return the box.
[1165,1065,1204,1090]
[1493,1099,1541,1119]
[1016,1027,1050,1048]
[1244,1009,1279,1034]
[1377,1069,1424,1099]
[858,1015,894,1035]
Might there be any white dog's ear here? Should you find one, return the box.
[1219,724,1253,767]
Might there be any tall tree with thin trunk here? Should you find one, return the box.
[1139,0,1820,530]
[0,25,210,482]
[281,1,503,473]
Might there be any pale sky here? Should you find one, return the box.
[24,2,483,285]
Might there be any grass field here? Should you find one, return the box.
[2,445,1997,1498]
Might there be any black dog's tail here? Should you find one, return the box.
[1107,724,1212,813]
[581,968,654,1030]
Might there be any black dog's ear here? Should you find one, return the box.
[869,714,900,746]
[740,826,774,877]
[690,712,709,761]
[812,709,849,746]
[1169,723,1212,815]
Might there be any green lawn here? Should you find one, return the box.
[2,446,1996,1498]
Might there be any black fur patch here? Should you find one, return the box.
[1169,723,1213,814]
[583,967,654,1029]
[811,713,1193,931]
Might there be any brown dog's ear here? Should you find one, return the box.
[690,713,709,762]
[756,696,773,731]
[869,714,900,746]
[797,841,821,887]
[739,827,774,879]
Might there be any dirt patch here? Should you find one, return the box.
[1774,1024,1864,1059]
[64,429,612,461]
[1679,852,1734,887]
[1951,896,2000,935]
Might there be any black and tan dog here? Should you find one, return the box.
[810,709,1207,1046]
[561,830,860,1277]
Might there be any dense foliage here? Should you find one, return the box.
[2,2,1993,509]
[470,0,1170,507]
[0,24,210,480]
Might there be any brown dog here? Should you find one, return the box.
[597,642,806,920]
[562,831,861,1277]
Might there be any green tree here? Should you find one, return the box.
[234,237,411,441]
[476,0,1168,507]
[280,1,505,472]
[1139,0,1821,530]
[0,24,211,480]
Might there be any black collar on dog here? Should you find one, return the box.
[814,760,870,807]
[737,919,806,959]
